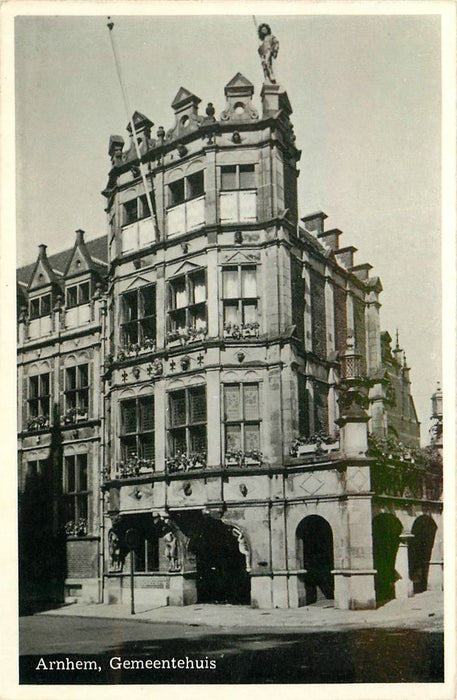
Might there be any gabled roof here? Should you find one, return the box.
[17,235,108,289]
[63,230,105,278]
[171,87,201,110]
[126,111,153,133]
[27,246,59,291]
[225,72,254,90]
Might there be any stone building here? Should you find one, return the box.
[17,55,442,611]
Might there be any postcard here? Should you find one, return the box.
[1,1,455,698]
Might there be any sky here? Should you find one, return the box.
[14,11,442,442]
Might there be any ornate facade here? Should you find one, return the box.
[17,65,442,611]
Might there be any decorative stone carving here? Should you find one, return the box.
[108,529,123,572]
[164,531,180,572]
[231,526,251,571]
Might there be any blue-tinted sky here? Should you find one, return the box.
[15,13,442,440]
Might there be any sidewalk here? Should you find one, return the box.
[39,590,443,632]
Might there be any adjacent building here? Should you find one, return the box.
[17,65,442,612]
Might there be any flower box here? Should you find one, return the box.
[295,443,318,456]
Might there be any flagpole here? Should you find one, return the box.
[107,18,159,239]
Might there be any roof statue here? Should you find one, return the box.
[258,23,279,84]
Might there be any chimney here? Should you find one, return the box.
[75,229,85,245]
[38,244,47,259]
[301,211,328,236]
[335,246,357,269]
[317,228,342,251]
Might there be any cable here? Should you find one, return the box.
[107,18,159,239]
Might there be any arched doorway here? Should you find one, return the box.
[297,515,334,605]
[408,515,437,593]
[372,513,402,604]
[181,513,250,605]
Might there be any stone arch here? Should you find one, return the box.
[372,512,403,604]
[166,167,184,184]
[63,351,90,367]
[137,384,154,397]
[178,511,250,605]
[28,360,51,375]
[296,514,334,606]
[408,515,437,593]
[119,388,135,400]
[185,158,204,176]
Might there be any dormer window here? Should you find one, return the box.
[66,282,90,308]
[29,293,51,319]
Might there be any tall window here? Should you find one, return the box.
[309,270,326,359]
[65,364,89,412]
[120,397,155,464]
[220,164,256,223]
[224,383,261,452]
[168,386,206,455]
[222,265,258,326]
[28,373,50,418]
[135,535,159,572]
[64,454,89,531]
[66,282,90,308]
[29,293,51,319]
[121,285,156,346]
[122,195,150,226]
[168,270,206,335]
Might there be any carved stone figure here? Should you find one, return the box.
[108,529,123,572]
[164,531,180,572]
[258,24,279,84]
[232,526,251,571]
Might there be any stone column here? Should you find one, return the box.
[395,533,414,599]
[333,337,376,610]
[154,379,166,472]
[206,247,218,338]
[206,368,221,467]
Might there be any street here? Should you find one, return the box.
[20,614,443,684]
